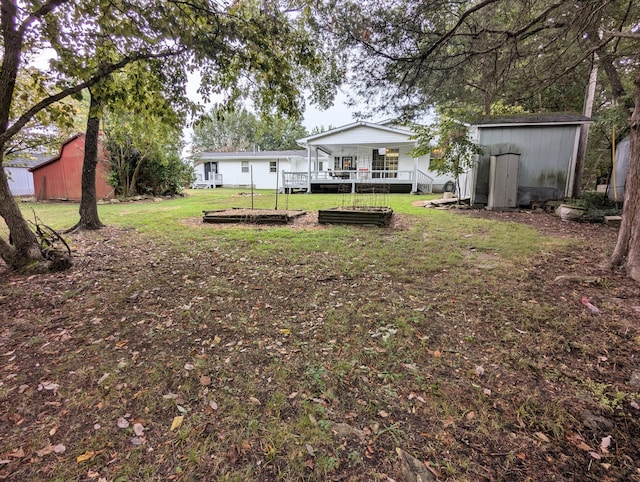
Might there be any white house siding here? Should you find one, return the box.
[218,159,291,190]
[5,166,35,196]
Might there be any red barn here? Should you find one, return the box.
[30,134,113,201]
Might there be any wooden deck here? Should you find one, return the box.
[283,170,433,194]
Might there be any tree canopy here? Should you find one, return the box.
[0,0,337,272]
[192,106,308,153]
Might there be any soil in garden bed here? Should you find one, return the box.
[318,206,393,227]
[202,208,306,224]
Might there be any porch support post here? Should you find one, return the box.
[412,156,418,192]
[307,147,311,193]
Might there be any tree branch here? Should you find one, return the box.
[18,0,67,36]
[603,30,640,40]
[0,48,187,146]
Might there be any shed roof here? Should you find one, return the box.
[4,152,50,169]
[475,113,591,127]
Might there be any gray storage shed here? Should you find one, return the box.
[459,113,591,207]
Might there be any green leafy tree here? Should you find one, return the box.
[192,107,257,153]
[192,107,308,153]
[0,0,336,272]
[412,116,483,203]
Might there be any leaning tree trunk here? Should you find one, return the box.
[610,73,640,282]
[76,93,105,231]
[0,161,44,270]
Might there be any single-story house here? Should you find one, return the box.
[3,153,49,196]
[457,113,592,209]
[290,120,447,194]
[29,134,113,201]
[192,150,320,190]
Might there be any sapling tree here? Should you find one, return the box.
[412,116,483,203]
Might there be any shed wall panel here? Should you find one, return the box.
[475,125,579,205]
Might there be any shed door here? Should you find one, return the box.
[488,154,519,210]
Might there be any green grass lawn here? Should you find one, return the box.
[1,189,638,481]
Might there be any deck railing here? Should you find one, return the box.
[416,170,433,193]
[283,170,433,192]
[192,173,223,189]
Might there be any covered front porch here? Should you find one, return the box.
[283,169,433,193]
[289,121,435,194]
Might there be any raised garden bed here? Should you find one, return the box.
[202,208,306,224]
[318,206,393,227]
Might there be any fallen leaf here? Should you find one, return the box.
[97,373,110,385]
[208,400,218,411]
[36,445,55,457]
[432,350,442,358]
[77,451,97,463]
[378,410,389,418]
[589,451,601,460]
[184,363,194,371]
[288,392,298,399]
[566,432,593,452]
[466,411,475,420]
[600,435,611,453]
[130,437,144,446]
[117,417,130,429]
[534,432,550,443]
[133,423,144,436]
[170,416,184,431]
[248,397,261,405]
[442,416,455,428]
[38,382,60,392]
[199,375,212,386]
[53,444,66,454]
[9,448,25,458]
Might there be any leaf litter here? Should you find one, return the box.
[0,212,639,481]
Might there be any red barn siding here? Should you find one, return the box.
[30,134,113,201]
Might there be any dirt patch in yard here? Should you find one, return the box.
[1,210,639,481]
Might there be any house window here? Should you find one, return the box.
[270,161,277,173]
[241,161,249,173]
[334,157,341,170]
[372,148,399,178]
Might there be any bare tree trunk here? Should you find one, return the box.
[0,159,45,270]
[610,73,640,282]
[573,58,598,198]
[76,92,105,231]
[127,155,146,197]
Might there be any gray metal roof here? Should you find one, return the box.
[4,152,50,168]
[475,113,591,126]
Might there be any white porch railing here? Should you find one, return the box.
[416,170,433,193]
[283,170,433,192]
[192,173,223,189]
